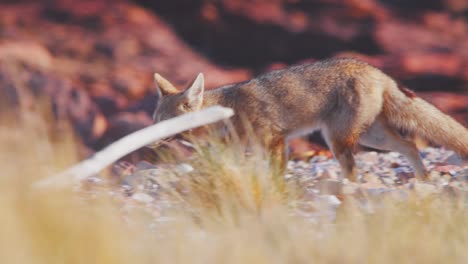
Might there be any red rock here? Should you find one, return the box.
[103,111,153,142]
[399,53,462,77]
[0,41,52,69]
[47,0,110,20]
[432,165,463,174]
[111,67,150,99]
[317,179,343,196]
[375,20,455,54]
[1,0,466,153]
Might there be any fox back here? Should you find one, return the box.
[153,58,389,140]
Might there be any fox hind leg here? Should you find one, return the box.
[359,118,427,180]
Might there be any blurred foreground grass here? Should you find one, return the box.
[0,110,467,264]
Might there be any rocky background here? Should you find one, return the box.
[0,0,467,157]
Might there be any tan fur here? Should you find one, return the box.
[152,58,468,181]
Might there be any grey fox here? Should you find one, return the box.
[152,58,468,181]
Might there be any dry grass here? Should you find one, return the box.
[1,110,467,264]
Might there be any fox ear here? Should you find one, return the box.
[154,73,179,95]
[185,73,205,107]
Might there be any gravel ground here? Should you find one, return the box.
[84,147,468,225]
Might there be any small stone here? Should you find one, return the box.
[322,169,339,180]
[320,195,341,207]
[381,177,395,185]
[176,163,194,174]
[121,171,147,188]
[443,153,465,166]
[136,161,157,170]
[132,193,154,203]
[433,165,462,176]
[309,165,325,178]
[454,169,468,181]
[297,161,308,168]
[317,179,342,195]
[395,170,414,183]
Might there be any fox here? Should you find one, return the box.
[152,58,468,182]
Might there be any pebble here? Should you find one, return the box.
[454,169,468,181]
[176,163,194,174]
[381,177,395,185]
[317,179,342,195]
[132,193,155,203]
[443,153,465,166]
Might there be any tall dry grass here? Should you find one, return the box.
[1,109,467,264]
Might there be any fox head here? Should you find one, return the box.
[152,73,205,123]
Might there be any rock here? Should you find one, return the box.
[0,41,52,69]
[136,161,157,170]
[358,151,380,165]
[395,170,415,183]
[454,169,468,182]
[381,177,395,185]
[375,20,458,54]
[317,179,343,196]
[111,66,150,99]
[131,193,155,203]
[443,153,466,166]
[432,165,462,176]
[398,53,463,78]
[100,111,152,145]
[175,163,194,174]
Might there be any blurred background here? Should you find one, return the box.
[0,0,467,156]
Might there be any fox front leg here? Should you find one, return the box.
[268,137,288,176]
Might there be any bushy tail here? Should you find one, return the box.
[383,84,468,157]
